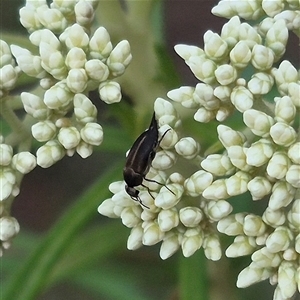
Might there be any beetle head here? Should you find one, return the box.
[125,185,139,198]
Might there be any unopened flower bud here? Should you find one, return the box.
[0,216,20,241]
[230,41,251,68]
[74,93,97,123]
[269,181,295,210]
[247,176,272,200]
[175,137,200,159]
[80,122,103,146]
[206,200,232,221]
[0,144,13,166]
[167,86,197,108]
[246,139,274,167]
[31,120,56,142]
[85,59,109,82]
[184,170,213,197]
[270,122,297,147]
[0,167,16,200]
[36,140,65,168]
[158,208,179,232]
[12,152,36,174]
[201,154,234,176]
[58,126,80,150]
[179,207,203,227]
[99,81,121,104]
[181,226,203,257]
[274,96,296,124]
[74,1,95,26]
[231,86,253,112]
[89,26,113,60]
[204,30,228,60]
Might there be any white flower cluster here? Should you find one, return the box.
[11,0,132,167]
[99,98,227,260]
[99,1,299,299]
[0,135,36,255]
[0,40,21,98]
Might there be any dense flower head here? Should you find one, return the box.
[99,1,299,299]
[11,0,132,167]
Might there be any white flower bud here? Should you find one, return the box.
[10,45,45,78]
[29,29,60,48]
[158,125,178,149]
[215,64,237,85]
[21,92,50,120]
[61,24,89,50]
[154,183,183,209]
[65,47,86,69]
[275,96,296,124]
[243,109,274,137]
[296,233,300,254]
[181,227,203,257]
[99,81,121,104]
[248,72,274,95]
[220,16,240,47]
[158,208,179,232]
[206,200,233,221]
[152,150,176,170]
[217,125,245,148]
[288,142,300,165]
[160,231,180,260]
[216,105,232,122]
[74,93,97,123]
[252,247,282,268]
[247,176,272,200]
[212,2,236,19]
[230,86,253,112]
[0,217,20,241]
[36,6,67,32]
[97,199,118,218]
[175,137,200,159]
[243,214,266,237]
[203,178,229,200]
[203,233,221,261]
[179,207,203,227]
[80,122,103,146]
[107,40,132,77]
[58,126,80,150]
[217,213,246,236]
[154,98,178,126]
[74,1,95,26]
[266,226,293,253]
[225,171,251,196]
[246,139,274,167]
[12,152,36,174]
[1,40,13,67]
[31,120,57,142]
[227,145,251,171]
[76,141,93,158]
[85,59,109,82]
[201,154,234,176]
[270,122,297,147]
[214,85,231,102]
[204,30,228,60]
[263,207,285,227]
[89,26,113,60]
[287,199,300,232]
[194,107,215,123]
[127,225,143,250]
[66,68,88,93]
[186,55,217,84]
[265,19,288,59]
[120,206,141,228]
[39,42,67,80]
[269,181,295,210]
[184,170,213,197]
[266,151,290,179]
[143,222,164,246]
[286,165,300,188]
[277,261,297,299]
[0,65,19,91]
[19,5,42,33]
[0,167,16,200]
[194,83,220,110]
[174,44,204,61]
[237,263,272,288]
[230,41,251,68]
[251,44,274,70]
[275,9,300,30]
[0,144,13,166]
[238,23,262,48]
[272,60,298,95]
[288,82,300,108]
[262,0,284,17]
[36,140,65,168]
[226,235,257,257]
[167,86,197,108]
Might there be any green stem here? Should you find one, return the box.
[179,251,209,300]
[2,159,124,300]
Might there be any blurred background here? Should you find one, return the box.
[1,1,299,299]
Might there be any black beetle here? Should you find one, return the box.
[123,112,173,208]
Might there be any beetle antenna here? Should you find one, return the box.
[158,128,171,145]
[143,178,176,195]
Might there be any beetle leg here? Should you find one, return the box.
[143,177,175,195]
